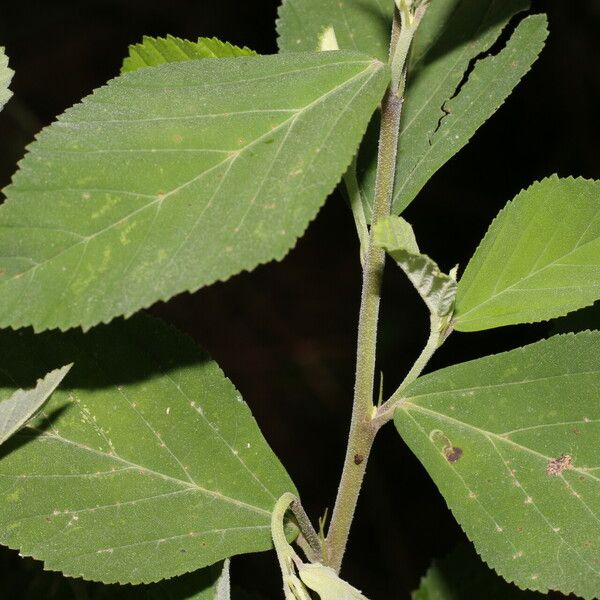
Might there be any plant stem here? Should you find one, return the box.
[375,314,442,425]
[290,497,322,561]
[324,15,406,573]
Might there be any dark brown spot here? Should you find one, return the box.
[546,454,573,476]
[354,454,364,465]
[444,446,463,463]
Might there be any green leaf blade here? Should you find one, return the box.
[375,216,456,319]
[0,47,13,112]
[0,364,72,445]
[395,331,600,598]
[122,35,256,74]
[276,0,394,62]
[0,51,389,332]
[454,176,600,331]
[393,13,549,214]
[0,315,295,584]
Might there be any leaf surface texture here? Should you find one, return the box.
[395,332,600,598]
[0,315,295,583]
[0,51,388,331]
[454,177,600,331]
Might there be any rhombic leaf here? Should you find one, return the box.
[395,331,600,598]
[0,51,389,332]
[0,46,13,111]
[122,36,256,74]
[0,364,71,445]
[454,177,600,331]
[0,314,295,584]
[412,544,544,599]
[277,0,546,218]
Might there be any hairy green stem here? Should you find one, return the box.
[324,4,430,572]
[324,41,405,578]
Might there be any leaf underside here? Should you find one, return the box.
[375,216,456,319]
[0,51,389,332]
[395,331,600,598]
[0,46,13,111]
[122,35,256,74]
[0,364,71,445]
[412,544,545,599]
[277,0,547,218]
[454,176,600,331]
[0,314,295,584]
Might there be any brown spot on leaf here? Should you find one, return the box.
[444,446,463,463]
[354,454,364,465]
[546,454,574,476]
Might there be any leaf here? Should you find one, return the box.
[276,0,394,62]
[389,13,549,215]
[0,46,13,111]
[0,314,296,584]
[454,176,600,331]
[375,215,456,319]
[298,563,369,599]
[0,364,72,445]
[122,35,256,74]
[277,1,547,219]
[394,331,600,598]
[412,544,545,599]
[0,51,389,332]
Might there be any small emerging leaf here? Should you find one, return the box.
[215,559,231,600]
[412,544,545,599]
[454,176,600,331]
[298,563,369,600]
[0,364,72,445]
[0,47,14,111]
[395,331,600,598]
[0,315,296,583]
[122,35,256,74]
[375,216,456,321]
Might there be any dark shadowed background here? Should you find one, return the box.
[0,1,598,598]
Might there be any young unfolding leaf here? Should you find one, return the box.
[454,177,600,331]
[0,47,13,111]
[122,35,256,74]
[395,331,600,598]
[0,51,389,332]
[215,559,231,600]
[412,545,545,599]
[0,315,296,584]
[375,216,456,322]
[298,563,369,599]
[0,364,72,445]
